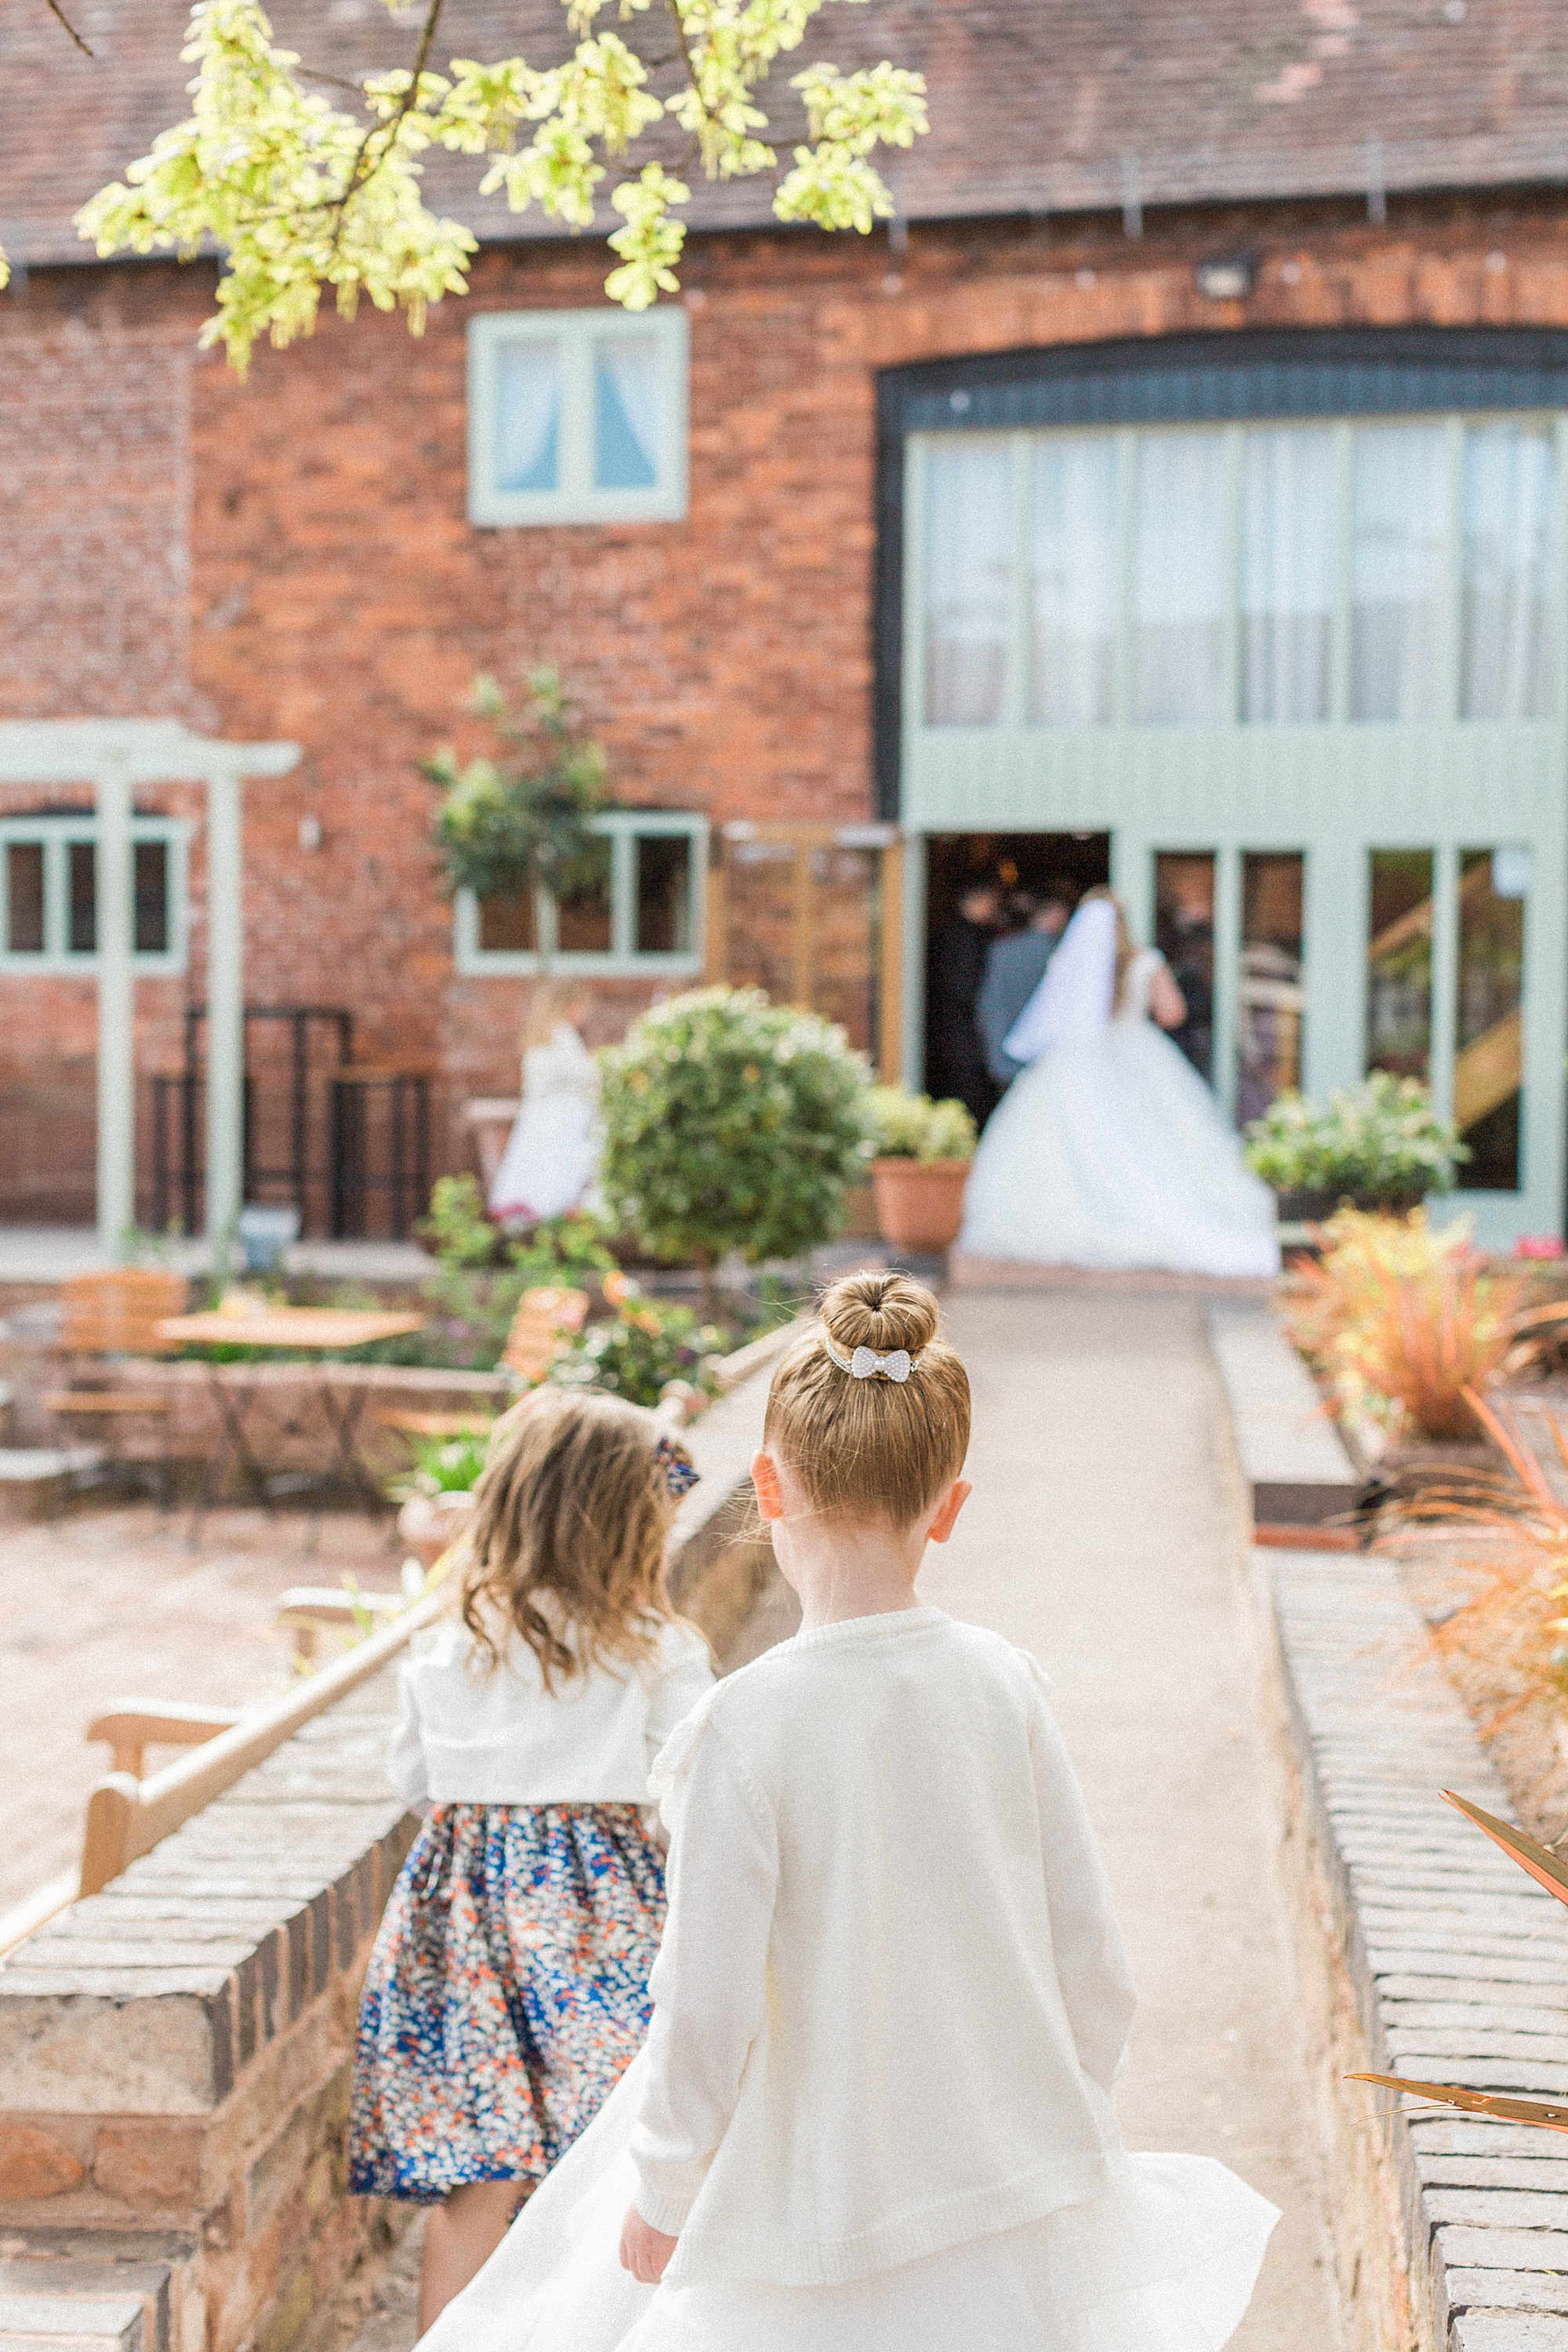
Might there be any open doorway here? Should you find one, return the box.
[923,832,1111,1116]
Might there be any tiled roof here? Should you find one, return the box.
[5,0,1568,269]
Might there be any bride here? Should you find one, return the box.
[959,891,1280,1278]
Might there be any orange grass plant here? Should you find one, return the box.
[1284,1209,1531,1440]
[1353,1790,1568,2136]
[1382,1388,1568,1730]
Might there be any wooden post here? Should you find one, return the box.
[878,835,905,1081]
[789,844,814,1009]
[703,834,727,985]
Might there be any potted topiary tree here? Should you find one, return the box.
[862,1086,978,1252]
[597,988,869,1310]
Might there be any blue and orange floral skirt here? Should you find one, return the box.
[347,1802,666,2204]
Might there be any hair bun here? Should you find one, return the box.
[820,1269,940,1361]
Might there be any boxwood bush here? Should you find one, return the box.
[598,988,869,1276]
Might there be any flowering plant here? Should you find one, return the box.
[1243,1073,1465,1201]
[862,1086,977,1163]
[550,1274,724,1409]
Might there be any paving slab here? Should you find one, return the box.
[924,1290,1341,2352]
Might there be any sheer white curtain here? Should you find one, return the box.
[1350,424,1446,720]
[1461,421,1556,720]
[1242,427,1334,720]
[593,336,660,490]
[1029,434,1118,724]
[1132,430,1228,722]
[495,339,561,492]
[924,440,1014,725]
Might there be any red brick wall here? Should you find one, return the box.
[6,205,1568,1219]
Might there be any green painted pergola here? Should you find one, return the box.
[0,720,300,1250]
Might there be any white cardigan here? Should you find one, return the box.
[630,1605,1136,2288]
[387,1615,714,1806]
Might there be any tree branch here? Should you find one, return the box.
[44,0,93,58]
[328,0,445,254]
[296,64,376,94]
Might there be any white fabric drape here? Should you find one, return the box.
[496,339,562,492]
[1241,427,1334,720]
[1461,420,1556,720]
[924,441,1013,725]
[1004,897,1117,1065]
[594,336,661,490]
[1132,431,1228,723]
[1349,423,1446,720]
[1030,435,1119,724]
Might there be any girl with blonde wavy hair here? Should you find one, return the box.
[348,1388,711,2336]
[426,1271,1278,2352]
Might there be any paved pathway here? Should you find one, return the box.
[0,1502,403,1913]
[926,1287,1344,2350]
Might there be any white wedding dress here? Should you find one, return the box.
[488,1023,601,1227]
[422,2044,1278,2352]
[959,901,1280,1277]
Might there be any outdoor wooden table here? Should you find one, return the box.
[155,1307,427,1534]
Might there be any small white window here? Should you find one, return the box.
[468,309,689,525]
[455,811,707,975]
[0,815,187,974]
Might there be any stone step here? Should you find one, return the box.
[0,2263,169,2352]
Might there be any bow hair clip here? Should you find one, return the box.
[653,1431,699,1497]
[824,1338,918,1383]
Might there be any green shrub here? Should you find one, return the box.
[863,1085,977,1163]
[1243,1074,1465,1201]
[598,988,869,1273]
[550,1279,725,1407]
[406,1428,493,1494]
[412,1179,617,1369]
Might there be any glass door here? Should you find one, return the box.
[1143,839,1543,1240]
[1362,844,1530,1200]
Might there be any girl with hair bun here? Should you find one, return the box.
[423,1272,1278,2352]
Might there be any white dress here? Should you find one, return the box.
[959,906,1279,1278]
[426,2046,1276,2352]
[422,1609,1279,2352]
[488,1023,601,1226]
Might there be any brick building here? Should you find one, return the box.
[3,1,1568,1243]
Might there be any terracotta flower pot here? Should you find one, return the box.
[869,1157,971,1253]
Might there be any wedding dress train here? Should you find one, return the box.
[420,2046,1279,2352]
[958,902,1280,1278]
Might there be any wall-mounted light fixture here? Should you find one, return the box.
[1194,252,1257,302]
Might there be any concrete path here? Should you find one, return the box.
[925,1288,1343,2351]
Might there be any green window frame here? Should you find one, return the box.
[453,809,709,977]
[0,814,189,975]
[466,307,690,528]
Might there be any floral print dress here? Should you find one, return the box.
[348,1801,667,2203]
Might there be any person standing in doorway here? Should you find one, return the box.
[924,881,1002,1127]
[977,880,1074,1092]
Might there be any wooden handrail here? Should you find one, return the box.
[78,1587,446,1896]
[65,1324,811,1904]
[87,1702,243,1780]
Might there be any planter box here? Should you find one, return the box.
[869,1158,970,1253]
[1274,1183,1428,1223]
